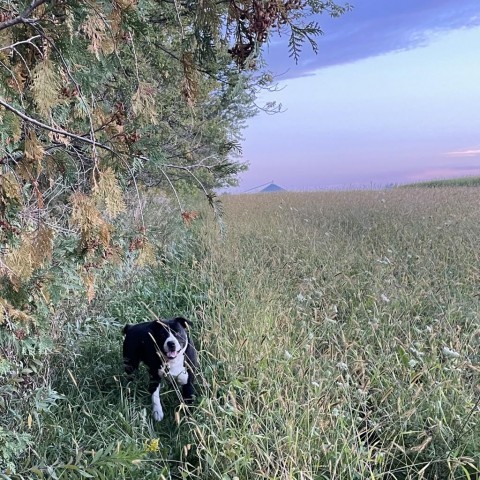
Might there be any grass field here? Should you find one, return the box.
[3,187,480,479]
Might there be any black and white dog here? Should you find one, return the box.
[122,317,198,421]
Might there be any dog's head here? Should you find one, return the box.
[151,317,190,360]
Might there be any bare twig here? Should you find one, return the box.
[160,168,184,212]
[172,0,185,39]
[0,34,42,52]
[0,97,116,154]
[134,154,217,172]
[0,0,48,32]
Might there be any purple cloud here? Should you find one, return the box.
[264,0,480,77]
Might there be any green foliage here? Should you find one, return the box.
[404,176,480,188]
[288,23,322,63]
[0,428,33,475]
[0,0,350,311]
[0,0,350,333]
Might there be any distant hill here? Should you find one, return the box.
[260,183,285,193]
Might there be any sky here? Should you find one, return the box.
[234,0,480,192]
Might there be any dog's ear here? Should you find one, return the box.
[174,317,191,329]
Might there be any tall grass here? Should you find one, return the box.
[187,188,480,479]
[4,187,480,479]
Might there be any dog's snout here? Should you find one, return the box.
[166,340,176,351]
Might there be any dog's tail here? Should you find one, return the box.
[122,324,131,335]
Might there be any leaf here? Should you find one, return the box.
[442,346,460,358]
[397,345,409,367]
[24,129,45,173]
[78,470,95,478]
[31,224,55,268]
[93,168,126,219]
[0,171,21,203]
[181,52,199,108]
[48,121,71,146]
[409,435,432,453]
[84,270,95,303]
[0,298,36,325]
[31,57,61,117]
[82,13,115,59]
[1,224,54,289]
[70,192,112,252]
[288,23,322,63]
[181,211,199,227]
[7,62,28,93]
[0,29,13,52]
[29,467,45,477]
[113,0,137,11]
[132,82,158,125]
[0,110,23,143]
[2,234,35,288]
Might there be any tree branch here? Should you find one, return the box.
[0,35,42,52]
[0,0,48,32]
[155,42,235,86]
[0,97,116,154]
[134,154,218,172]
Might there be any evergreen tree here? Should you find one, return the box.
[0,0,348,305]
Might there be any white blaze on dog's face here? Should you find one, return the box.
[157,318,190,385]
[158,318,189,360]
[163,333,182,359]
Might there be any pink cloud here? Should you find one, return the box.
[445,148,480,157]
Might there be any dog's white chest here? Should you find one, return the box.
[159,354,188,385]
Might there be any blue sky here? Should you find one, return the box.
[235,0,480,191]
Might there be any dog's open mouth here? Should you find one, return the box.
[166,351,179,359]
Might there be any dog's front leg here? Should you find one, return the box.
[181,381,195,405]
[149,373,164,422]
[151,384,164,421]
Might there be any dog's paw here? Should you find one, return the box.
[153,406,164,422]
